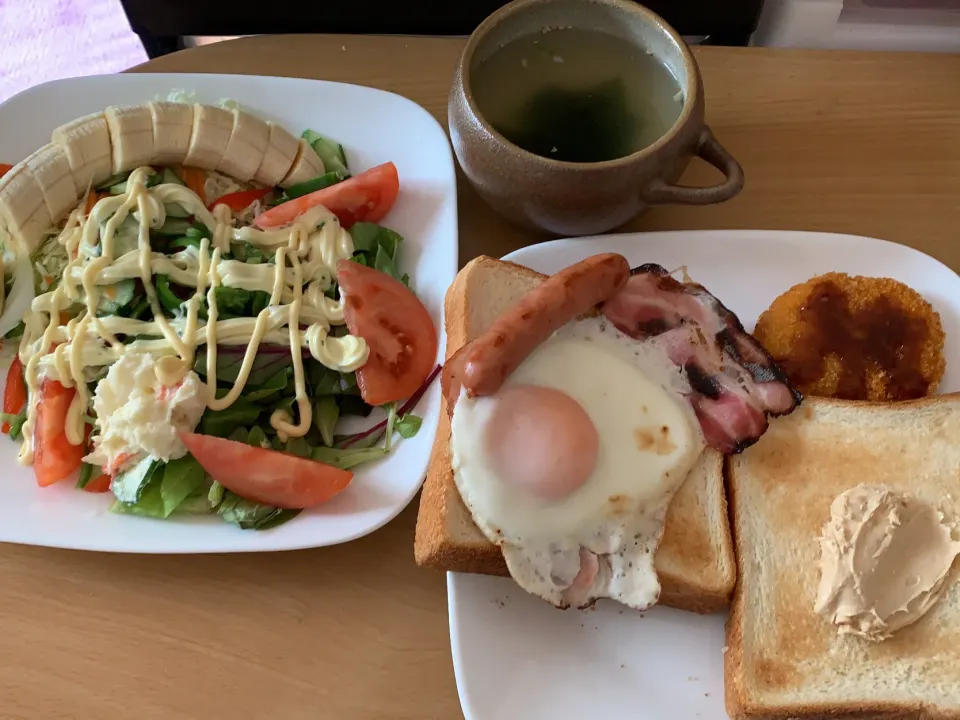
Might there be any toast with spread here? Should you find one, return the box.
[726,394,960,719]
[414,255,737,613]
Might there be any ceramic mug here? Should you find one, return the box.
[449,0,744,237]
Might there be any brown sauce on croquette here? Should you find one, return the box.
[777,280,932,401]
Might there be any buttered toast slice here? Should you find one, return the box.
[414,256,736,613]
[726,395,960,719]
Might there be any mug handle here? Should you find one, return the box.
[642,126,744,205]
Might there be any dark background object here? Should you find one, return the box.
[120,0,765,59]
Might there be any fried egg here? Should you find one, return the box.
[450,317,705,609]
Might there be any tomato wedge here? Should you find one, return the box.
[338,260,437,407]
[2,355,26,434]
[254,161,399,230]
[179,431,353,508]
[34,380,86,487]
[82,473,112,493]
[0,163,13,179]
[208,187,272,213]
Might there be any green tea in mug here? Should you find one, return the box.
[471,27,684,163]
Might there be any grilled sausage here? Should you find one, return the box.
[443,253,630,411]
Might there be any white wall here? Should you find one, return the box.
[751,0,960,52]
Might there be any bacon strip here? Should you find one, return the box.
[602,264,802,454]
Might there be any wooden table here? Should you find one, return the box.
[3,34,959,720]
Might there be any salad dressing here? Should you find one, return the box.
[17,167,368,465]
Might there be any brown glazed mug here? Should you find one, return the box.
[449,0,744,237]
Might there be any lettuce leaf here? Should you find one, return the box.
[217,492,301,530]
[111,455,206,519]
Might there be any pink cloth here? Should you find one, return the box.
[0,0,147,103]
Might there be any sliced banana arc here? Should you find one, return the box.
[183,104,234,170]
[51,111,113,196]
[254,122,300,187]
[150,101,195,166]
[24,143,80,225]
[217,109,270,183]
[0,163,52,254]
[279,139,325,188]
[6,103,326,254]
[105,104,156,174]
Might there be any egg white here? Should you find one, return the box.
[451,317,705,609]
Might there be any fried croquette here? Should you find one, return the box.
[754,272,945,402]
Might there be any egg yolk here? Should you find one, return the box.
[483,384,599,501]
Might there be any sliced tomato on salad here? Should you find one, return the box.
[208,187,272,213]
[34,380,87,487]
[338,260,437,407]
[2,355,26,434]
[82,473,112,493]
[179,431,353,509]
[254,161,399,230]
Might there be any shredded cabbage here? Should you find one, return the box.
[159,89,241,112]
[162,88,197,104]
[236,199,264,225]
[203,171,245,205]
[0,226,17,269]
[33,235,69,293]
[0,254,34,339]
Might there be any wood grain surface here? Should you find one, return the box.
[0,33,957,720]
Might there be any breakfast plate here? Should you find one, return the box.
[448,229,960,720]
[0,73,457,553]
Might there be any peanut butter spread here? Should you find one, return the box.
[814,483,960,642]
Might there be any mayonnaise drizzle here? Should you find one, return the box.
[17,167,368,465]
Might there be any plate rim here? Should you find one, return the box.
[502,228,960,275]
[0,72,454,157]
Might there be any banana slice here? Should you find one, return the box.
[279,139,325,188]
[183,104,234,170]
[51,112,113,195]
[253,122,300,187]
[0,215,21,259]
[105,104,155,174]
[24,143,80,224]
[217,109,270,183]
[0,162,53,253]
[150,101,195,165]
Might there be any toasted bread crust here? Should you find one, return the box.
[725,394,960,720]
[414,407,510,577]
[415,257,517,577]
[660,449,733,614]
[415,256,736,614]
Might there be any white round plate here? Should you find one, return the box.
[0,73,457,553]
[449,229,960,720]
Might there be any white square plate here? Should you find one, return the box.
[449,229,960,720]
[0,73,457,552]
